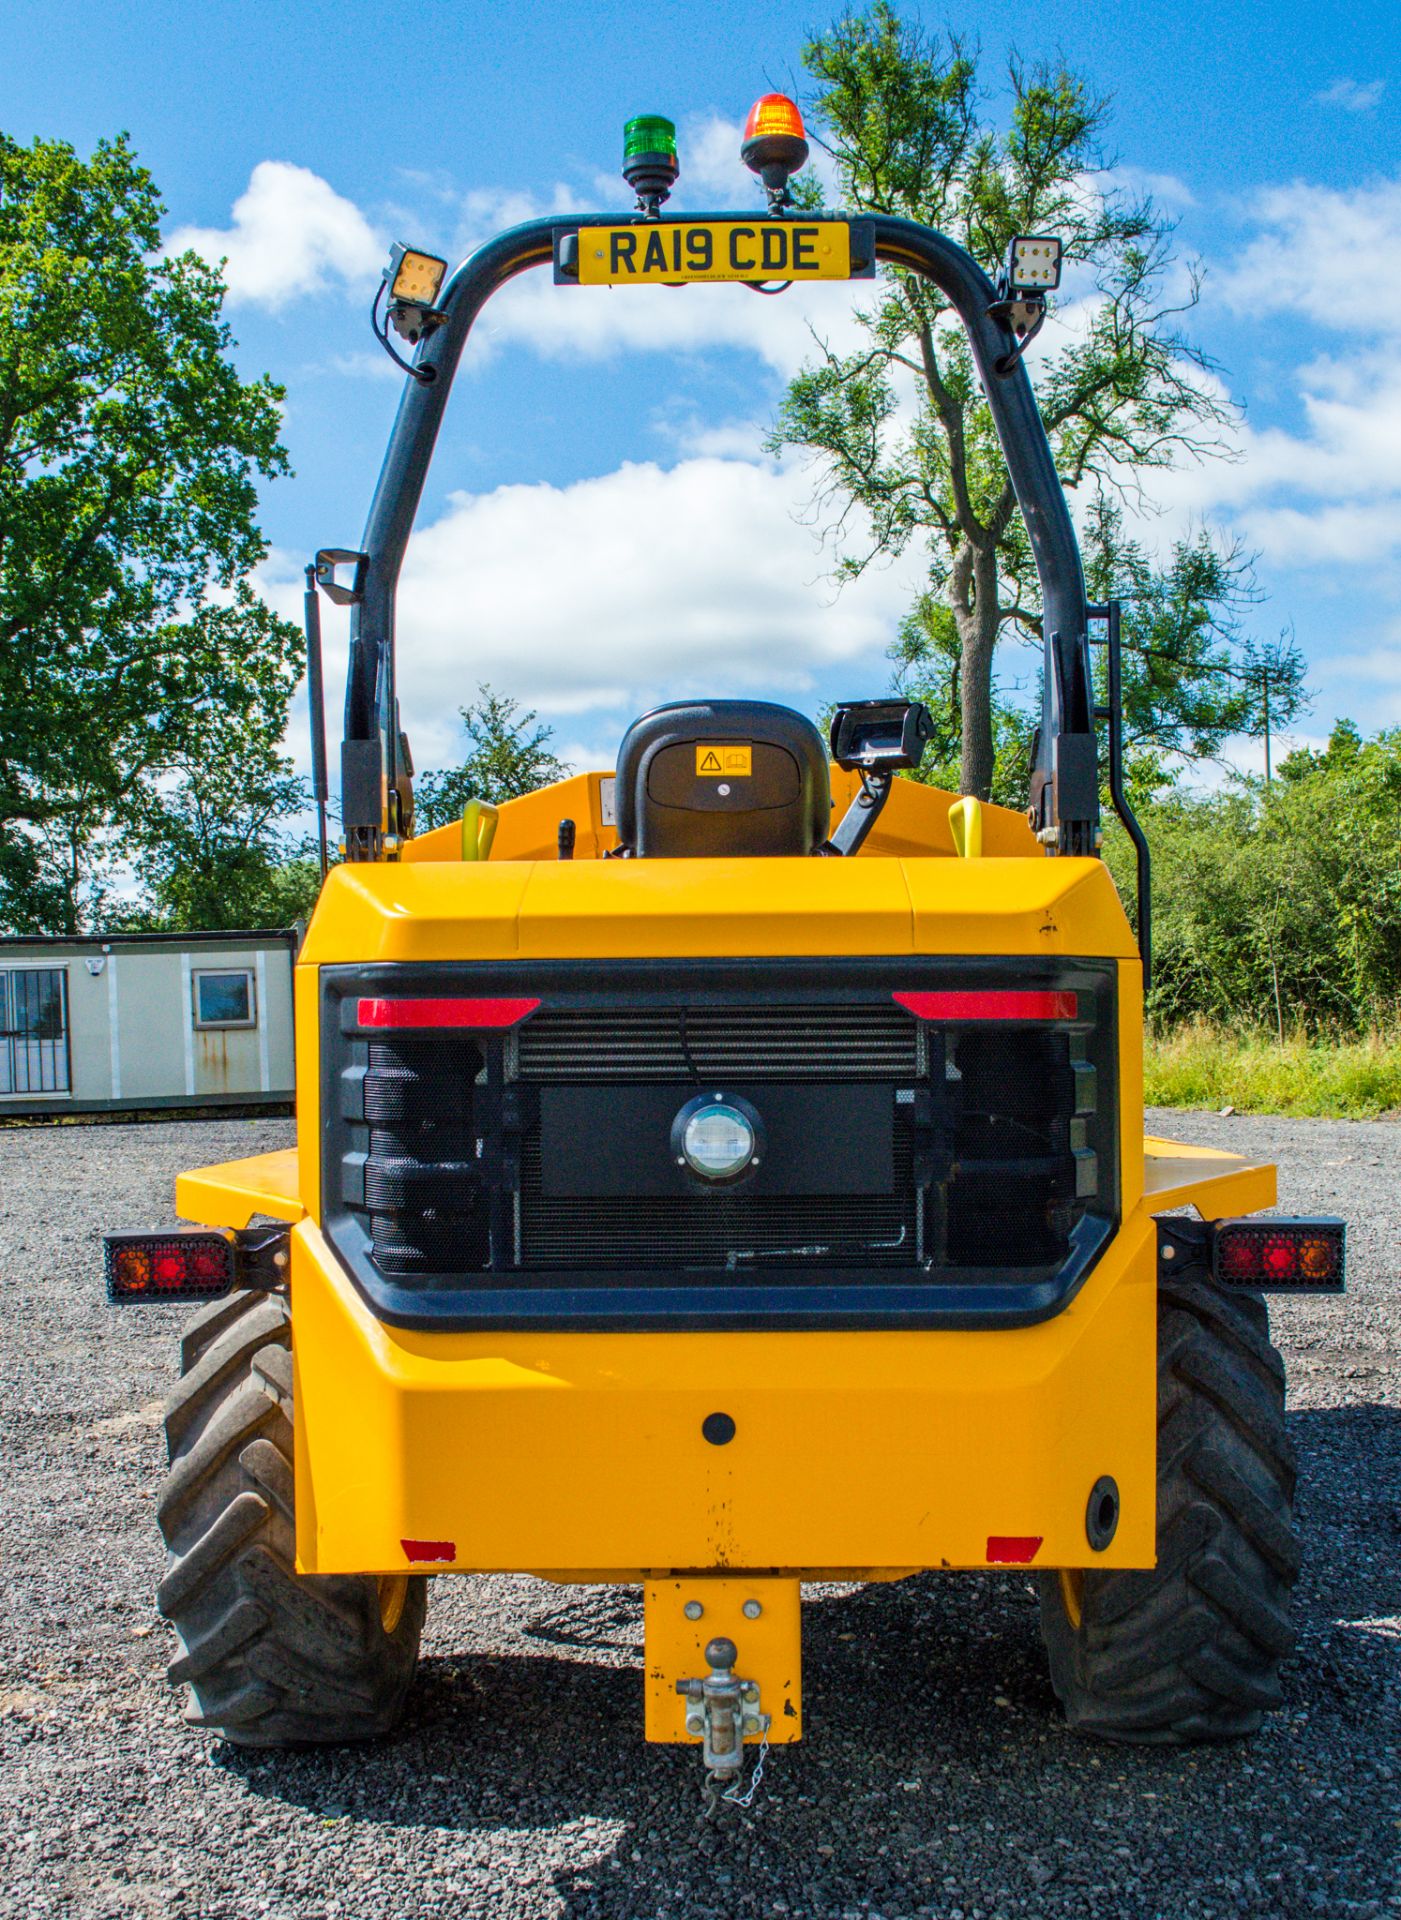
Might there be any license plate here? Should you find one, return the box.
[571,219,865,285]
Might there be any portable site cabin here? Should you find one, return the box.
[0,930,297,1117]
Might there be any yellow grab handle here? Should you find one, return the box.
[948,795,983,859]
[460,799,500,862]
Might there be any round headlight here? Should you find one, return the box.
[674,1096,760,1182]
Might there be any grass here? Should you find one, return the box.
[1145,1020,1401,1119]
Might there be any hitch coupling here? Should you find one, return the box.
[676,1636,770,1793]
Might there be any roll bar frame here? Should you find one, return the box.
[335,211,1100,861]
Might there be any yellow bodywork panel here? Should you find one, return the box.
[175,1149,305,1229]
[298,851,1134,970]
[1144,1135,1276,1217]
[287,1206,1159,1578]
[644,1577,802,1745]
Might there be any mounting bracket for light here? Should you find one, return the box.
[988,233,1063,375]
[313,548,368,607]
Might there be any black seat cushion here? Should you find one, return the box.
[615,700,831,857]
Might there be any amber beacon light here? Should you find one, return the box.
[741,93,809,204]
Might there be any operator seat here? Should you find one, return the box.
[614,699,831,857]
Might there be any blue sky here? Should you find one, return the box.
[5,0,1399,784]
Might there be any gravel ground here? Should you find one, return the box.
[0,1110,1397,1920]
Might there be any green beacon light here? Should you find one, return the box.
[622,114,679,212]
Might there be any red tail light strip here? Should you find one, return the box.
[357,997,540,1030]
[894,990,1078,1022]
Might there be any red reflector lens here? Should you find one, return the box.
[357,997,541,1030]
[152,1250,187,1288]
[401,1538,456,1564]
[894,990,1077,1022]
[986,1535,1043,1564]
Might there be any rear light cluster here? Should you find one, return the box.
[1212,1218,1345,1293]
[105,1231,236,1303]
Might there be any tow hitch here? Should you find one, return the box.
[677,1635,771,1809]
[643,1575,800,1811]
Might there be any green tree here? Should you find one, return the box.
[0,131,298,930]
[124,629,320,932]
[770,6,1235,799]
[1105,722,1401,1032]
[886,597,1036,806]
[415,687,568,828]
[1082,497,1307,768]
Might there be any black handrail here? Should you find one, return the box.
[1092,599,1152,989]
[338,210,1098,863]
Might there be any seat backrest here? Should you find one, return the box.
[614,700,831,857]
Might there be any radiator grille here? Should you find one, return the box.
[517,1005,919,1083]
[519,1126,919,1270]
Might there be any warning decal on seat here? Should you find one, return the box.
[695,744,752,777]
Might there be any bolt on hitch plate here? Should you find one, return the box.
[643,1576,802,1748]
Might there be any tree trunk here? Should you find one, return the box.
[956,546,1001,800]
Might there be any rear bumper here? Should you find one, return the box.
[290,1204,1159,1578]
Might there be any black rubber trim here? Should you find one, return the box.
[313,1212,1113,1333]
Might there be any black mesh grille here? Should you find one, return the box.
[364,1035,488,1277]
[519,1125,918,1270]
[517,1005,918,1083]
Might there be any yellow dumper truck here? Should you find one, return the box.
[106,98,1344,1799]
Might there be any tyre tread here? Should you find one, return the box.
[156,1292,425,1747]
[1039,1276,1298,1745]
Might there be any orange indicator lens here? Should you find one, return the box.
[744,93,806,143]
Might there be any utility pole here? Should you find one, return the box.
[1262,666,1272,786]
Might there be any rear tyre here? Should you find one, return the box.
[1039,1276,1299,1743]
[156,1289,426,1746]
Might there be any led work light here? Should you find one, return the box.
[1005,234,1063,294]
[383,242,448,344]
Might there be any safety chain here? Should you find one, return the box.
[721,1730,770,1810]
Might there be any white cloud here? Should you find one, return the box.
[1219,173,1401,332]
[1314,78,1385,112]
[1236,500,1401,567]
[682,114,764,206]
[469,266,873,380]
[169,161,383,309]
[394,453,917,760]
[267,454,922,781]
[1122,387,1401,579]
